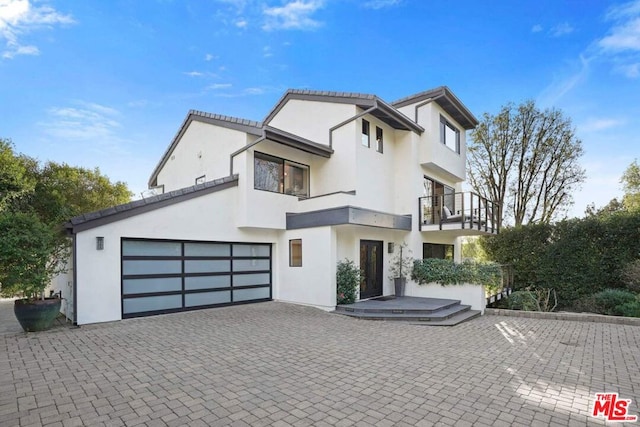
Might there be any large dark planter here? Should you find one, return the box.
[394,278,406,297]
[14,298,62,332]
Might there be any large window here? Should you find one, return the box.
[423,243,454,260]
[362,119,370,147]
[439,115,460,153]
[254,152,309,197]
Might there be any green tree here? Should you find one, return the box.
[25,162,132,225]
[468,101,585,227]
[621,159,640,211]
[0,138,36,211]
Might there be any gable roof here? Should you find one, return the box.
[391,86,479,130]
[67,175,238,233]
[263,89,424,134]
[148,111,262,187]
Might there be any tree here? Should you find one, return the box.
[621,159,640,211]
[0,138,36,212]
[468,101,586,227]
[25,162,132,226]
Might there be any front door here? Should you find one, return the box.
[360,240,383,299]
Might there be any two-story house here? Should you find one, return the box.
[60,86,498,325]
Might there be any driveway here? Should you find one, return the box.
[1,300,639,426]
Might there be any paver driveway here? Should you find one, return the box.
[1,300,639,427]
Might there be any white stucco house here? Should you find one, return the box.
[57,86,498,325]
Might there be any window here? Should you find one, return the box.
[376,126,383,153]
[423,243,454,260]
[362,119,370,147]
[254,152,309,197]
[195,175,205,185]
[289,239,302,267]
[439,115,460,153]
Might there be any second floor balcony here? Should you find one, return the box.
[419,192,499,235]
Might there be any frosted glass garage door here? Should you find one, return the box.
[121,239,271,318]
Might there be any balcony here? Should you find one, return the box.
[419,192,499,236]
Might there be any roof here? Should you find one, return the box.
[264,126,333,158]
[263,89,424,134]
[148,111,262,187]
[391,86,479,130]
[66,175,239,233]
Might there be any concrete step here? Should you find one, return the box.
[409,309,481,326]
[334,304,472,321]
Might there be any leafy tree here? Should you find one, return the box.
[0,138,36,212]
[468,101,585,227]
[621,159,640,211]
[24,162,132,226]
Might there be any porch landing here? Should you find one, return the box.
[334,296,481,326]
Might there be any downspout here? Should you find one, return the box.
[414,94,444,123]
[72,232,78,325]
[328,105,377,149]
[229,135,267,175]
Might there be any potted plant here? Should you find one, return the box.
[0,212,67,332]
[388,243,413,297]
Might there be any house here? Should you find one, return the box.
[57,87,498,325]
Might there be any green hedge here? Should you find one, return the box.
[411,259,503,294]
[336,259,360,305]
[481,211,640,308]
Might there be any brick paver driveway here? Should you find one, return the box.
[1,300,639,426]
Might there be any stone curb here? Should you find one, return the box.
[485,307,640,326]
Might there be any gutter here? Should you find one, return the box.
[328,106,377,148]
[229,135,266,175]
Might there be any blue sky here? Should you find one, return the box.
[1,0,639,218]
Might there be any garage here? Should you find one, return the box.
[121,238,272,318]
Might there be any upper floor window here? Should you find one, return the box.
[254,152,309,198]
[439,115,460,153]
[362,119,370,147]
[376,126,383,153]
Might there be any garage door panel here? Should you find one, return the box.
[234,287,270,301]
[185,291,231,307]
[122,238,271,318]
[184,260,230,274]
[123,260,182,275]
[123,295,182,314]
[123,277,182,295]
[184,275,230,290]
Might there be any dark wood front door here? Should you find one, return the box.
[360,240,383,299]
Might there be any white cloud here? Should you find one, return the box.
[578,117,625,132]
[363,0,402,9]
[235,18,247,28]
[599,0,640,52]
[550,22,574,37]
[41,101,122,142]
[244,87,264,95]
[206,83,232,90]
[616,62,640,77]
[262,0,324,31]
[531,24,543,33]
[0,0,74,59]
[537,54,591,106]
[263,45,272,57]
[184,71,204,77]
[204,53,217,61]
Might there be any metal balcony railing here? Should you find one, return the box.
[418,192,499,233]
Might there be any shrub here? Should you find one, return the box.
[336,259,360,305]
[621,259,640,293]
[506,288,557,312]
[411,259,503,295]
[575,289,639,316]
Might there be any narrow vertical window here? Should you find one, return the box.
[289,239,302,267]
[376,126,383,153]
[361,119,370,147]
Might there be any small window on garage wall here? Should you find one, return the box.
[290,239,302,267]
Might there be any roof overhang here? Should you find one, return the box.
[264,126,333,158]
[392,86,479,130]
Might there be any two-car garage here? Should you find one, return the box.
[121,238,272,318]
